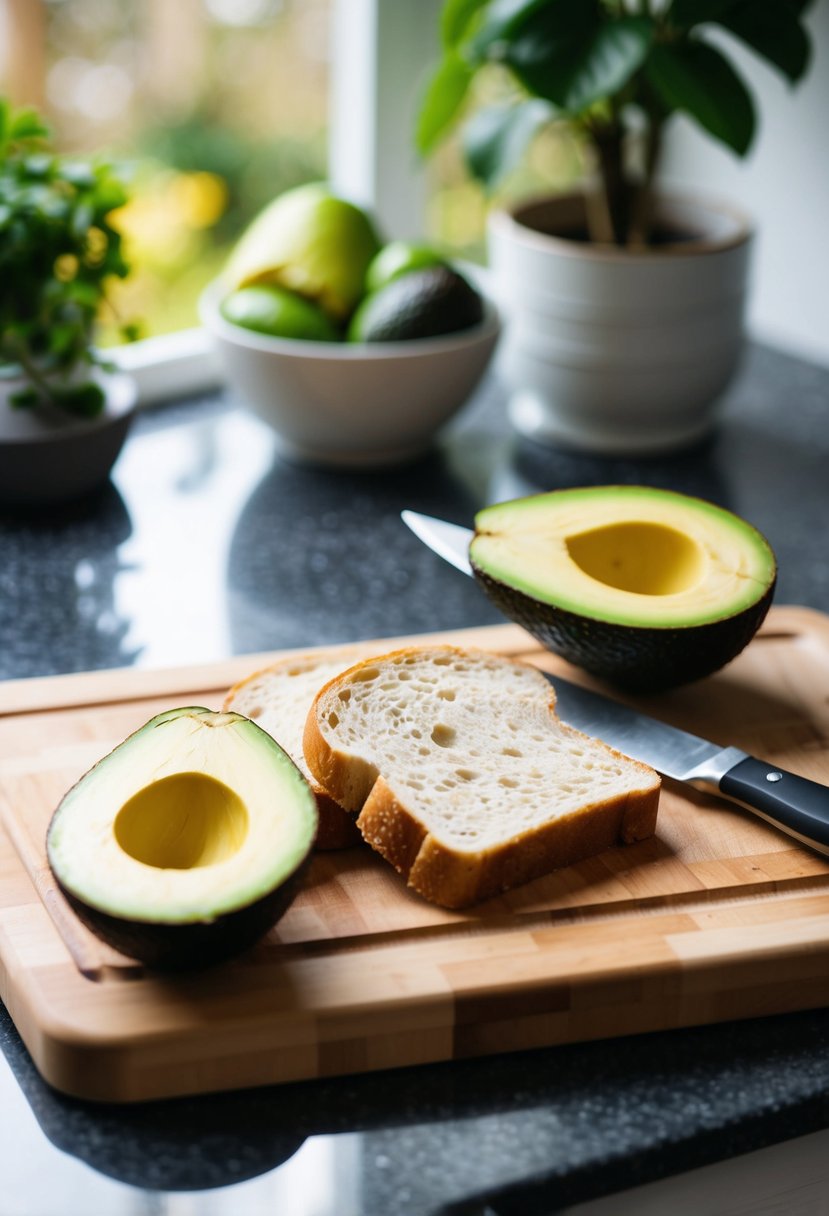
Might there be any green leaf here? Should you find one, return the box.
[645,39,756,155]
[8,387,39,410]
[9,106,50,142]
[415,52,474,153]
[64,280,101,310]
[71,201,94,240]
[671,0,816,22]
[47,323,79,356]
[470,0,560,58]
[92,177,129,213]
[120,321,143,343]
[441,0,490,48]
[668,0,739,27]
[54,381,106,418]
[507,12,653,113]
[23,153,53,179]
[58,161,97,189]
[463,99,555,188]
[719,2,812,83]
[0,98,10,149]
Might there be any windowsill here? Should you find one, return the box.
[106,328,223,408]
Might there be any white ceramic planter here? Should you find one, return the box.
[0,371,137,507]
[488,194,753,455]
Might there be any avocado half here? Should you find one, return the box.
[470,486,777,693]
[46,707,318,970]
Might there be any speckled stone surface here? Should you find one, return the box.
[2,343,828,680]
[3,997,829,1211]
[2,343,829,1213]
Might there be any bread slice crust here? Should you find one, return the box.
[224,646,378,850]
[304,645,660,907]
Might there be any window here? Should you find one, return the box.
[0,0,582,400]
[0,0,331,342]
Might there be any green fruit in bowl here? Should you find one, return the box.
[221,285,340,342]
[224,183,381,322]
[348,266,485,343]
[364,240,446,294]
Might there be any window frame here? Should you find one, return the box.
[112,0,443,407]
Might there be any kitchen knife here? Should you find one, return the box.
[401,508,829,855]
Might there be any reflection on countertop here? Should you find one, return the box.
[3,342,828,683]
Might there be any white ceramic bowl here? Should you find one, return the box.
[199,279,500,467]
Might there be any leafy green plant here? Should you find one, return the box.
[0,99,135,416]
[417,0,816,247]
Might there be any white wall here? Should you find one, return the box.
[660,1,829,367]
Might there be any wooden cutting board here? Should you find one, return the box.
[3,608,829,1104]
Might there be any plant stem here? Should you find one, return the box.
[627,113,664,249]
[6,335,60,407]
[590,121,629,246]
[586,183,616,245]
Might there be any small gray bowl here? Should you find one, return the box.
[0,372,138,509]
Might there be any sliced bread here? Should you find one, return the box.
[303,645,661,907]
[224,645,378,850]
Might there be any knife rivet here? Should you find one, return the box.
[766,771,783,783]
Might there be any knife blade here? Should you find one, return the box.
[400,509,473,576]
[401,508,829,855]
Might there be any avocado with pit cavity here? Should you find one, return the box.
[348,265,484,343]
[46,707,318,969]
[470,486,777,692]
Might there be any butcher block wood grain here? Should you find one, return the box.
[3,609,829,1102]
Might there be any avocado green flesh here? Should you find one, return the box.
[46,707,317,966]
[471,487,775,628]
[470,487,776,692]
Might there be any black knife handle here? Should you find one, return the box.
[719,756,829,852]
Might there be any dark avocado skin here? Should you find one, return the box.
[472,565,777,693]
[57,855,311,971]
[351,266,484,342]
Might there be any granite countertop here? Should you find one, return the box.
[1,342,829,1214]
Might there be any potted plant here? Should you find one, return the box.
[0,99,138,506]
[417,0,816,454]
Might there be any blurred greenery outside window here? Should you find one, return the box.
[0,0,583,345]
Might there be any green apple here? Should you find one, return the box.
[220,285,340,342]
[364,240,446,295]
[224,183,381,322]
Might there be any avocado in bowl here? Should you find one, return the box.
[201,186,500,467]
[200,279,499,468]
